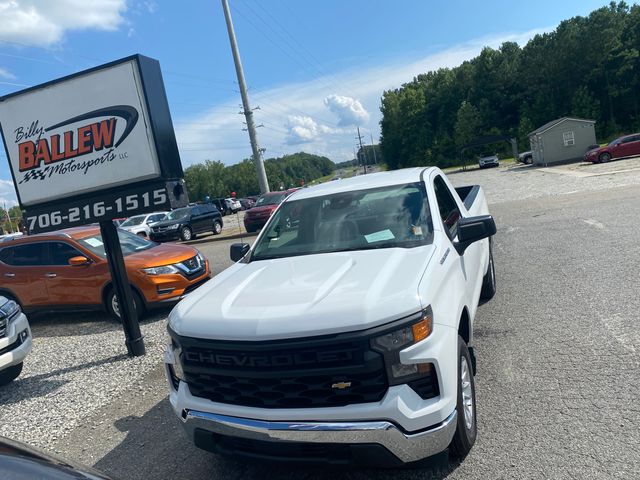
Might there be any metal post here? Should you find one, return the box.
[370,133,378,164]
[99,220,145,357]
[356,127,367,174]
[221,0,269,194]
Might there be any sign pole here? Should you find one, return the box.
[99,220,145,357]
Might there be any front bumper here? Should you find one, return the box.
[166,324,459,464]
[182,409,457,464]
[149,229,181,242]
[0,313,32,370]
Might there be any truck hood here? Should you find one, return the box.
[170,246,435,341]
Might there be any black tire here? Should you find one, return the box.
[0,362,23,386]
[137,232,147,237]
[180,226,193,241]
[212,220,223,235]
[525,156,533,165]
[480,240,496,301]
[449,336,477,460]
[105,288,144,322]
[599,152,611,163]
[245,225,256,234]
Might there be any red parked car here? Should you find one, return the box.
[584,133,640,163]
[243,189,299,233]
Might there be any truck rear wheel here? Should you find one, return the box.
[449,336,477,460]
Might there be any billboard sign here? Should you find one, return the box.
[0,54,187,233]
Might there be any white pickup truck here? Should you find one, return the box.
[165,167,496,466]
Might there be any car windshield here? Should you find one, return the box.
[78,229,157,257]
[251,183,433,261]
[119,215,145,227]
[255,193,287,206]
[166,208,190,220]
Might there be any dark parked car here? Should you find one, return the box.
[238,197,255,210]
[150,204,223,242]
[517,150,533,164]
[584,133,640,163]
[243,189,298,233]
[0,436,114,479]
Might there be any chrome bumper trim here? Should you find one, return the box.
[182,409,457,463]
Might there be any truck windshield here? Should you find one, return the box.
[252,182,433,261]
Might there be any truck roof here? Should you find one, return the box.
[290,167,436,201]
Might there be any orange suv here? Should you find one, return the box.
[0,226,211,319]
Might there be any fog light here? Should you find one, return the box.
[391,362,418,378]
[19,330,29,341]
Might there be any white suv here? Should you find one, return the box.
[0,295,32,386]
[119,212,168,237]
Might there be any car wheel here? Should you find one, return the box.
[137,232,147,237]
[180,226,193,241]
[106,288,144,322]
[449,336,477,460]
[599,152,611,163]
[0,362,23,386]
[525,156,533,165]
[480,240,496,301]
[212,220,223,235]
[245,225,256,233]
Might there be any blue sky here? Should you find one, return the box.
[0,0,616,205]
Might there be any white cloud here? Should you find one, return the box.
[0,67,16,80]
[324,94,370,127]
[0,178,18,207]
[0,0,127,47]
[175,27,551,166]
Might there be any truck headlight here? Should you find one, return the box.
[143,264,180,275]
[0,300,21,321]
[371,307,433,384]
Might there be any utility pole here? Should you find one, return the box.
[221,0,269,194]
[356,127,367,174]
[370,133,378,164]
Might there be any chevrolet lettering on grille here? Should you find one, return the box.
[184,349,356,367]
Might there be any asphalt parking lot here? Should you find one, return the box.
[1,160,640,479]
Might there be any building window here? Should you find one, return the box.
[563,131,575,146]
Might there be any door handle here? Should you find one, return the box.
[44,273,57,278]
[3,273,15,278]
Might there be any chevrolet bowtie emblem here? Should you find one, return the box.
[331,382,352,390]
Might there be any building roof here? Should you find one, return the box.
[290,167,434,201]
[529,117,596,136]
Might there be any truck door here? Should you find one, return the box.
[433,175,483,302]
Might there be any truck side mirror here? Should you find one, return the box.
[454,215,496,255]
[230,243,250,262]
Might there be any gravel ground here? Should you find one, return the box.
[2,161,640,478]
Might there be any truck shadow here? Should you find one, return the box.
[94,397,459,480]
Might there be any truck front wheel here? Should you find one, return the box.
[449,336,477,459]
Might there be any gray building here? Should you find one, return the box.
[529,117,596,165]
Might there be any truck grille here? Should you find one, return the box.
[175,333,389,409]
[0,317,6,338]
